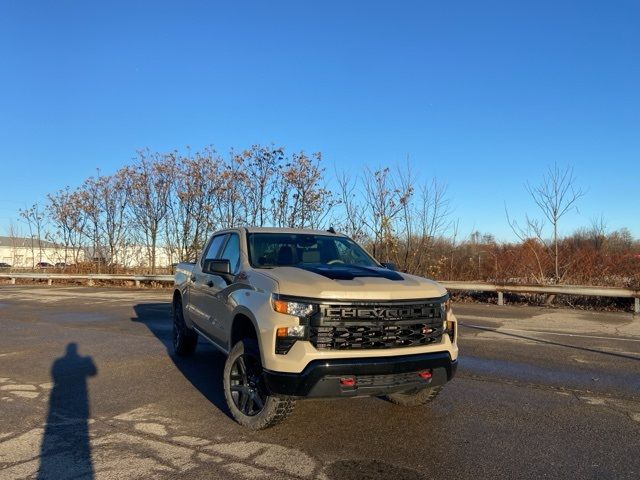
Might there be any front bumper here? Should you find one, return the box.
[262,351,457,398]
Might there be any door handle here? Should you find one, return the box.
[206,280,214,288]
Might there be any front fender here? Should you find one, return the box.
[228,289,299,369]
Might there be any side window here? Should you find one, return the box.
[219,234,241,274]
[203,234,227,264]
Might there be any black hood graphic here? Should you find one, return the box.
[293,264,404,281]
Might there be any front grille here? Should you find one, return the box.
[310,323,443,349]
[308,300,445,350]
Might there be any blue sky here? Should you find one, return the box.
[1,0,638,241]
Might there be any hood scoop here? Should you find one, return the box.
[294,264,404,281]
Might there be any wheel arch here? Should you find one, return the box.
[172,289,182,308]
[230,311,259,346]
[172,289,196,329]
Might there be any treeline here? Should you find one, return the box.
[21,146,336,272]
[15,144,640,286]
[429,229,640,288]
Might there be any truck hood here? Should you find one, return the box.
[256,265,447,301]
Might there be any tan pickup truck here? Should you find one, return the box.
[173,227,458,429]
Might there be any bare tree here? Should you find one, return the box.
[216,150,248,228]
[524,163,585,281]
[126,150,175,273]
[166,148,222,262]
[272,152,335,229]
[47,188,73,264]
[78,175,105,270]
[588,214,607,251]
[412,178,451,274]
[335,170,366,242]
[19,203,46,268]
[47,187,88,265]
[97,171,130,269]
[505,205,549,284]
[242,145,282,227]
[360,167,410,260]
[393,163,416,269]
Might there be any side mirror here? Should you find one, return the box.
[380,262,397,271]
[203,259,231,275]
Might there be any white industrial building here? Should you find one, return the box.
[0,236,175,269]
[0,236,85,267]
[85,245,175,269]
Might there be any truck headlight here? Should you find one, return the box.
[441,297,452,318]
[272,295,315,354]
[441,297,455,341]
[271,295,315,317]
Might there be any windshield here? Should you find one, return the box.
[247,233,379,268]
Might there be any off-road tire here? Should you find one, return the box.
[172,299,198,356]
[386,385,443,407]
[223,339,295,429]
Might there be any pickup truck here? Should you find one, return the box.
[173,227,458,429]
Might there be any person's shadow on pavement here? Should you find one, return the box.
[37,342,97,480]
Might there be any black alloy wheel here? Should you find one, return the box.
[229,352,268,416]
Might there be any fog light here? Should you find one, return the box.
[276,325,306,338]
[275,325,307,355]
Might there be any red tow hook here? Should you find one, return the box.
[418,370,432,380]
[340,377,357,387]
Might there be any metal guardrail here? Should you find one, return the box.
[1,274,638,313]
[0,273,174,287]
[440,281,640,314]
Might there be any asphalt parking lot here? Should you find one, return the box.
[1,286,639,479]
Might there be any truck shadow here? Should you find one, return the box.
[131,303,231,418]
